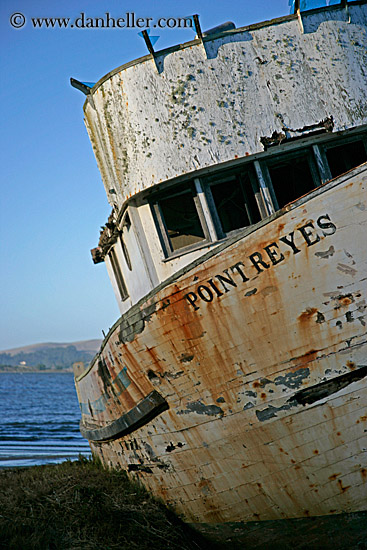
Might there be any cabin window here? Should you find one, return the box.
[324,139,367,179]
[205,169,261,236]
[264,151,318,210]
[109,248,129,301]
[120,236,132,271]
[153,184,210,255]
[150,131,366,260]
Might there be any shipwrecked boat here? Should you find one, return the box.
[72,0,367,543]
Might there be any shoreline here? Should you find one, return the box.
[0,368,73,373]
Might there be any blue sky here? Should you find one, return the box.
[0,0,291,350]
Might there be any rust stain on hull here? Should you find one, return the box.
[71,2,367,536]
[75,168,367,525]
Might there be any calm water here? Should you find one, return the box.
[0,372,91,468]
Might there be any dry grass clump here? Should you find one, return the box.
[0,456,215,550]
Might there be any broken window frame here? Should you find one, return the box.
[260,148,321,211]
[149,129,367,259]
[311,144,332,184]
[318,134,367,180]
[151,182,212,258]
[108,247,129,302]
[202,166,263,239]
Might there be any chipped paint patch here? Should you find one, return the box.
[315,246,335,259]
[256,399,298,421]
[337,264,357,277]
[119,303,156,343]
[177,400,224,416]
[274,368,310,389]
[298,308,318,322]
[179,354,195,363]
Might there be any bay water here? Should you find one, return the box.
[0,372,91,468]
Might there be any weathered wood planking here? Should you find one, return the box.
[75,165,367,524]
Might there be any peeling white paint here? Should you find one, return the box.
[84,4,367,206]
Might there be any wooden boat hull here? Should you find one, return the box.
[75,164,367,526]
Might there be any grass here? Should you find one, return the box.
[2,457,367,550]
[0,456,216,550]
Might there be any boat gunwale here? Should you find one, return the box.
[75,161,367,383]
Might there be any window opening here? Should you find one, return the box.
[151,132,366,259]
[325,139,367,179]
[120,236,132,271]
[207,171,261,235]
[266,152,317,209]
[157,186,207,253]
[109,248,129,301]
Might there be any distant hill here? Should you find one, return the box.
[0,339,102,370]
